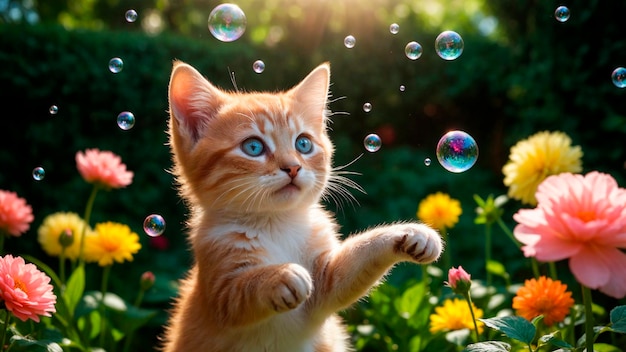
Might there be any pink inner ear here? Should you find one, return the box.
[170,69,201,132]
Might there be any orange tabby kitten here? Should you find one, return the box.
[162,61,443,352]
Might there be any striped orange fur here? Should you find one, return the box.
[162,61,443,352]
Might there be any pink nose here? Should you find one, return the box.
[281,165,301,178]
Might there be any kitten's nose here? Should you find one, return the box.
[281,165,301,178]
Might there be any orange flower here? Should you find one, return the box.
[0,190,34,237]
[513,276,574,326]
[75,149,133,189]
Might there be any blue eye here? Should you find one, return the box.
[295,135,313,154]
[241,138,265,156]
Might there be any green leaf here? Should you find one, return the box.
[537,330,573,349]
[109,304,158,334]
[592,343,624,352]
[480,316,536,344]
[473,194,486,207]
[463,341,511,352]
[394,282,425,319]
[486,260,508,278]
[63,265,85,317]
[9,335,63,352]
[609,305,626,333]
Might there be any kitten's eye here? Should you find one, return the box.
[241,138,265,157]
[295,135,313,154]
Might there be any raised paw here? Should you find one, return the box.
[391,223,443,264]
[270,263,313,313]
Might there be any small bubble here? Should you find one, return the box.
[125,9,138,23]
[436,130,478,173]
[208,3,247,42]
[117,111,135,130]
[389,23,400,35]
[143,214,166,237]
[554,6,570,22]
[611,67,626,88]
[49,105,58,115]
[404,41,423,60]
[32,166,45,181]
[363,102,372,113]
[252,60,265,73]
[399,85,405,92]
[108,57,123,73]
[424,158,431,166]
[435,31,464,60]
[363,134,382,153]
[344,35,356,49]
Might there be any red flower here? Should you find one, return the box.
[0,190,34,237]
[75,149,133,189]
[445,266,472,294]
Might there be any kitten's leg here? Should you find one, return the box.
[310,223,442,313]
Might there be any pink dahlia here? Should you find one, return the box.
[0,255,56,322]
[76,149,133,189]
[0,190,34,237]
[514,172,626,298]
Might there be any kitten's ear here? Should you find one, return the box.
[290,63,330,125]
[168,61,225,142]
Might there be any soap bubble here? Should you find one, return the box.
[117,111,135,130]
[554,6,570,22]
[436,130,478,173]
[49,105,58,115]
[611,67,626,88]
[208,3,247,42]
[143,214,166,237]
[32,167,45,181]
[344,35,356,48]
[405,41,423,60]
[435,31,464,60]
[389,23,399,34]
[424,158,431,166]
[363,102,372,112]
[399,85,405,92]
[363,134,382,152]
[125,9,138,23]
[108,57,123,73]
[252,60,265,73]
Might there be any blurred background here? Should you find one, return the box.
[1,0,625,350]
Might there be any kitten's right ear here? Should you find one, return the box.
[169,61,225,142]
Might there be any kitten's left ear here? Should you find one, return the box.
[290,63,330,125]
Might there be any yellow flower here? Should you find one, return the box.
[417,192,462,231]
[37,212,92,261]
[84,222,141,266]
[502,131,582,205]
[429,298,484,334]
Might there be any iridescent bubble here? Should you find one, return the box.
[117,111,135,130]
[399,85,405,92]
[389,23,400,35]
[424,158,431,166]
[108,57,123,73]
[49,105,58,115]
[32,167,45,181]
[554,6,570,22]
[363,102,372,112]
[436,130,478,173]
[208,3,247,42]
[125,9,138,23]
[253,60,265,73]
[143,214,166,237]
[404,41,423,60]
[611,67,626,88]
[344,35,356,49]
[435,31,464,60]
[363,134,382,153]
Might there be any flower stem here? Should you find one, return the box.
[59,251,66,284]
[99,265,112,348]
[582,285,595,352]
[484,223,492,286]
[123,286,148,352]
[78,185,100,268]
[548,261,558,280]
[496,218,520,247]
[0,310,9,351]
[0,233,5,255]
[530,258,541,278]
[463,293,480,343]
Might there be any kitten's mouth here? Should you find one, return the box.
[276,182,301,194]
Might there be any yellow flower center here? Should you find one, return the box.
[577,210,596,223]
[14,278,27,294]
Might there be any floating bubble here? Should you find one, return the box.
[49,105,58,115]
[208,3,247,42]
[435,31,464,60]
[108,57,123,73]
[252,60,265,73]
[399,85,405,92]
[554,6,570,22]
[143,214,166,237]
[125,9,138,23]
[363,134,382,153]
[363,102,372,112]
[424,158,431,166]
[389,23,400,35]
[32,167,45,181]
[405,41,423,60]
[611,67,626,88]
[117,111,135,130]
[344,35,356,49]
[436,130,478,173]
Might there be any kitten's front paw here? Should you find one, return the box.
[392,223,443,264]
[270,264,313,313]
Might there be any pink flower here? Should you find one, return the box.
[0,190,34,237]
[76,149,133,189]
[514,172,626,298]
[0,255,56,322]
[445,266,472,294]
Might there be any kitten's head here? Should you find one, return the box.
[168,61,333,213]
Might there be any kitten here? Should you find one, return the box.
[162,61,443,352]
